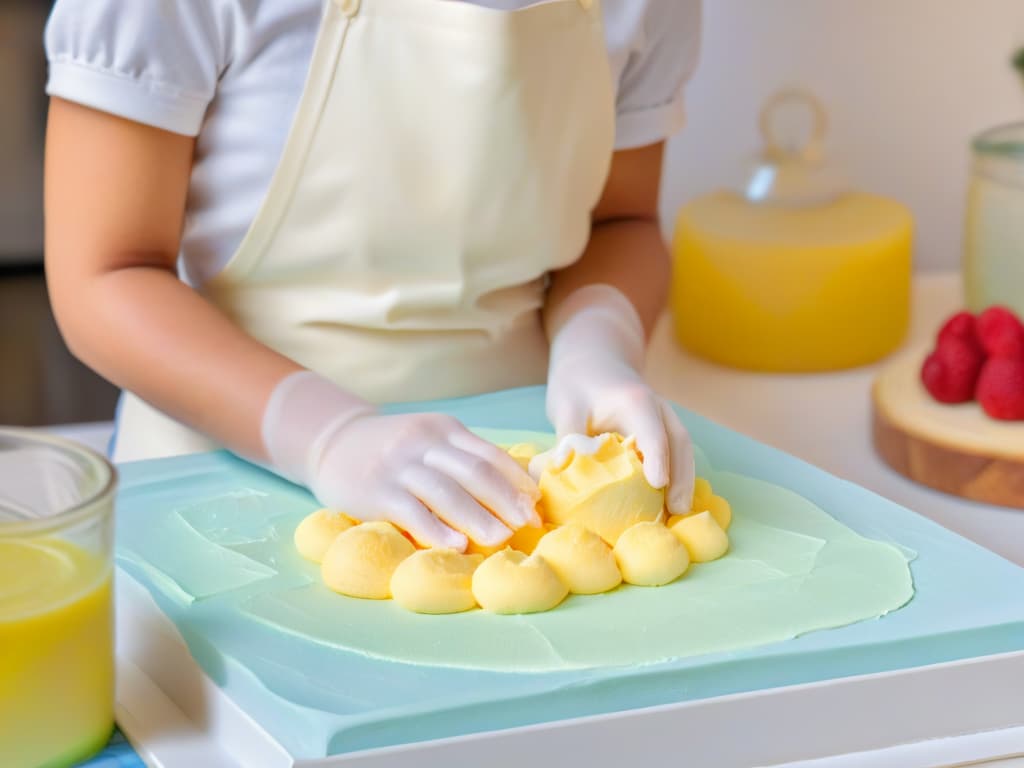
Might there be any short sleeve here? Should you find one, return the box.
[44,0,229,136]
[613,0,702,150]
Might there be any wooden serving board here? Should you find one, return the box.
[872,350,1024,510]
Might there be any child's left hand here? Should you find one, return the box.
[545,285,695,515]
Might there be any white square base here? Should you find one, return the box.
[115,573,1024,768]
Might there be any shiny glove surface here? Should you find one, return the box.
[262,371,541,550]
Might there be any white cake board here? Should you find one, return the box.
[115,573,1024,768]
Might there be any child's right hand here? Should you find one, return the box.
[262,371,541,551]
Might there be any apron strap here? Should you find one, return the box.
[334,0,360,17]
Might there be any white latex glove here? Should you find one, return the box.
[262,371,541,551]
[545,284,696,515]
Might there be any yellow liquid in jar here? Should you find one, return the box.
[0,539,113,768]
[672,192,913,372]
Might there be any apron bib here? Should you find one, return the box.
[114,0,615,462]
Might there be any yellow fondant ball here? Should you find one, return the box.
[692,477,713,510]
[670,511,730,563]
[321,521,415,599]
[538,435,665,545]
[390,549,484,614]
[506,522,552,555]
[669,476,732,532]
[465,522,547,558]
[613,521,690,586]
[533,522,621,595]
[703,494,732,531]
[471,549,568,614]
[294,509,355,563]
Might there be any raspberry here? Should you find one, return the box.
[976,356,1024,420]
[976,306,1024,359]
[919,338,986,403]
[937,311,982,353]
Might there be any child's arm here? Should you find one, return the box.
[543,142,696,514]
[545,142,671,337]
[45,99,536,549]
[45,98,300,460]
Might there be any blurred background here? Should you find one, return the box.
[2,0,1023,427]
[659,0,1024,264]
[1,0,120,427]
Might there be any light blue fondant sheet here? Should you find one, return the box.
[115,387,1024,758]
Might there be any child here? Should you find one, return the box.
[44,0,700,550]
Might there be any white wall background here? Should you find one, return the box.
[660,0,1024,271]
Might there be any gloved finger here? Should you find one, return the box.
[424,445,542,529]
[401,465,513,547]
[446,429,540,500]
[661,401,696,515]
[618,393,670,490]
[383,490,468,551]
[547,393,590,439]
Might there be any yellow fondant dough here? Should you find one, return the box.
[390,549,484,614]
[704,495,732,531]
[466,523,550,558]
[613,521,690,586]
[471,549,568,614]
[671,495,732,532]
[294,509,355,564]
[692,477,713,509]
[670,511,730,563]
[506,523,551,555]
[298,437,738,615]
[533,522,621,595]
[321,522,415,600]
[537,434,665,545]
[667,477,731,531]
[506,443,540,471]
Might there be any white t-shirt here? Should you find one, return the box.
[45,0,701,286]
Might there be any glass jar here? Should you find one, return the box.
[964,123,1024,316]
[0,430,117,768]
[671,90,913,372]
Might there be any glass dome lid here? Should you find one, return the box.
[739,89,847,207]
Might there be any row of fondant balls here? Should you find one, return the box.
[294,478,732,615]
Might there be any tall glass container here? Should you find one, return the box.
[963,123,1024,317]
[0,430,116,767]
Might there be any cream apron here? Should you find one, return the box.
[113,0,615,462]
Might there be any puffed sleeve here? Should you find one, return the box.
[45,0,229,136]
[613,0,702,150]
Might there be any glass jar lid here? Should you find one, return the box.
[740,89,847,207]
[973,122,1024,160]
